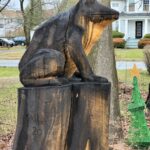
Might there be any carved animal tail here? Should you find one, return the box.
[146,83,150,110]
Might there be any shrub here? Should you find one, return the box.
[144,34,150,39]
[112,31,125,38]
[113,38,126,48]
[138,38,150,49]
[143,45,150,74]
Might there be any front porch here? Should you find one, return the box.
[120,18,150,40]
[125,38,140,48]
[113,14,150,48]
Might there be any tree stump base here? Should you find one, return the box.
[13,82,111,150]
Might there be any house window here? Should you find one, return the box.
[112,3,119,8]
[143,0,149,11]
[17,19,23,24]
[129,0,135,11]
[0,24,4,28]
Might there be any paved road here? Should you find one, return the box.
[0,60,147,70]
[116,61,146,70]
[0,60,19,67]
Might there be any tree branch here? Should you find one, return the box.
[0,0,11,12]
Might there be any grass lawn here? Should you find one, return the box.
[115,48,144,61]
[0,67,20,134]
[0,46,25,60]
[0,50,25,60]
[0,47,144,61]
[0,51,24,60]
[0,46,25,51]
[117,70,150,91]
[0,67,19,77]
[0,82,20,134]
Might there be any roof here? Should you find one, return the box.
[120,12,150,16]
[0,9,23,19]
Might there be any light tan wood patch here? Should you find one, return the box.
[85,139,91,150]
[82,20,112,55]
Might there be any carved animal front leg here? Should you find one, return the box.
[66,38,94,81]
[20,49,68,86]
[146,83,150,110]
[66,28,108,82]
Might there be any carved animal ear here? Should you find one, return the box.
[81,0,95,4]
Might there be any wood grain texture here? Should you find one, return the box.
[66,82,111,150]
[13,82,111,150]
[19,0,119,87]
[13,84,72,150]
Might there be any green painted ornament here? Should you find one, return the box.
[128,76,150,146]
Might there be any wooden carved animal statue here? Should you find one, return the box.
[19,0,119,86]
[146,83,150,110]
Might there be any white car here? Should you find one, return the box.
[0,38,15,47]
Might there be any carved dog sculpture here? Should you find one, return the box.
[19,0,119,86]
[146,84,150,110]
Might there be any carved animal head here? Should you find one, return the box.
[78,0,119,25]
[76,0,119,54]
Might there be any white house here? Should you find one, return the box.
[111,0,150,48]
[0,9,23,38]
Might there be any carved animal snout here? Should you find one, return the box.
[100,10,119,21]
[95,4,119,22]
[111,10,119,20]
[89,9,119,23]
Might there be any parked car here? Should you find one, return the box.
[13,36,26,46]
[0,38,15,47]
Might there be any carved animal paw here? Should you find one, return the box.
[93,75,109,83]
[83,75,108,83]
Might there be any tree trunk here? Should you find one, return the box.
[89,0,123,143]
[20,0,31,47]
[13,82,111,150]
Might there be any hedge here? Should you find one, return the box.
[113,38,126,48]
[112,31,125,38]
[138,38,150,49]
[144,34,150,39]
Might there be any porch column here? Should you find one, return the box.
[145,19,148,36]
[149,0,150,12]
[125,19,128,39]
[127,0,129,12]
[118,20,121,32]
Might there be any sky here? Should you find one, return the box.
[8,0,29,10]
[7,0,55,10]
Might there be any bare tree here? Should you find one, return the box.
[19,0,65,46]
[19,0,45,46]
[0,0,11,12]
[19,0,31,46]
